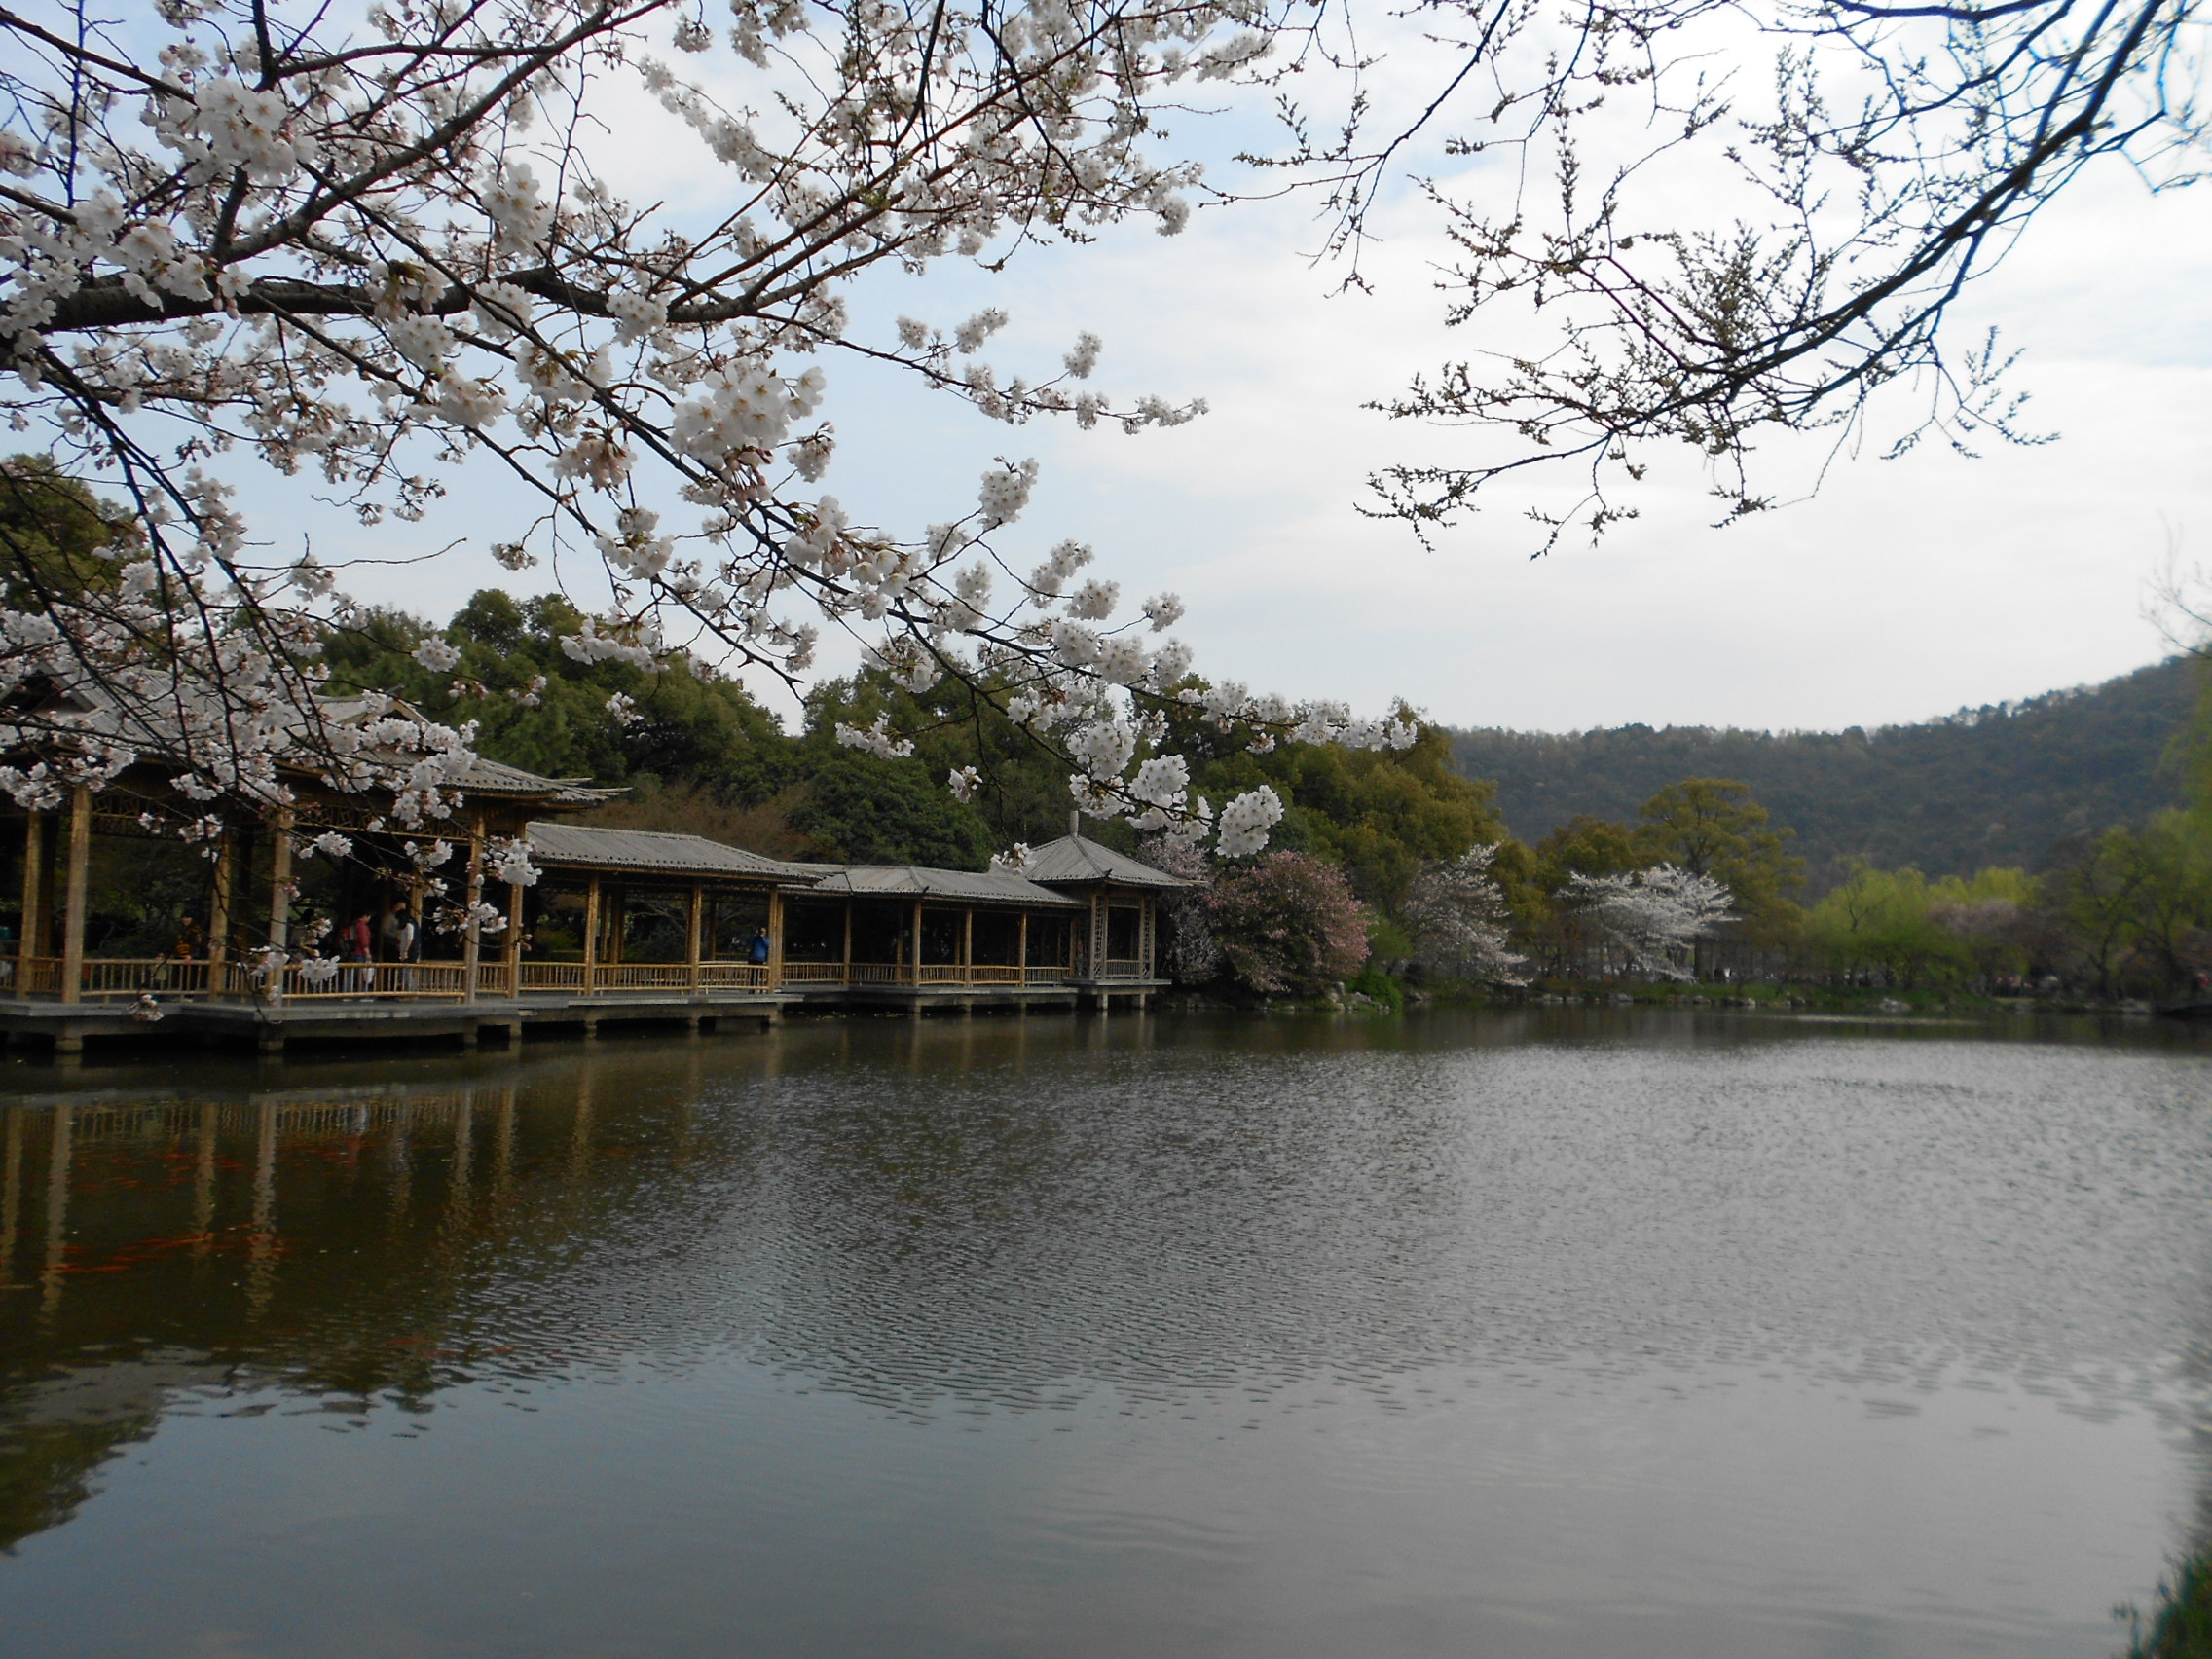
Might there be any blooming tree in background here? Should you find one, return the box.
[1403,844,1524,984]
[1205,849,1369,994]
[1560,865,1736,980]
[0,0,1416,850]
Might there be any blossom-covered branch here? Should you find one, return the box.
[1,0,1400,856]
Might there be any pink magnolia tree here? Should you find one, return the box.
[1205,850,1368,995]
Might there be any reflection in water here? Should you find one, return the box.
[0,1009,2208,1658]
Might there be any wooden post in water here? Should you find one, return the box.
[17,809,44,989]
[58,788,91,1006]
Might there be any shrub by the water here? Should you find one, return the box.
[2122,1550,2212,1659]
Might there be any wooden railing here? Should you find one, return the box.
[8,957,62,995]
[518,962,589,993]
[82,958,213,997]
[698,962,772,990]
[9,954,1083,1001]
[237,961,471,1000]
[782,961,1068,989]
[8,957,213,998]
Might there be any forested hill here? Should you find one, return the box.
[1449,657,2202,886]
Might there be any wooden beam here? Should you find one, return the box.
[1018,911,1028,978]
[58,788,91,1006]
[912,901,924,985]
[686,882,703,989]
[962,906,973,986]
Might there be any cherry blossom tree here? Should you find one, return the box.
[1560,863,1735,979]
[1403,843,1524,983]
[1297,0,2205,548]
[0,0,1414,848]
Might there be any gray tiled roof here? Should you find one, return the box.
[453,756,611,803]
[525,821,824,880]
[1018,834,1190,889]
[803,865,1083,906]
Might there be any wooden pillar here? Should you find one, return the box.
[686,882,703,989]
[269,819,294,947]
[17,810,43,987]
[583,875,601,994]
[839,899,851,980]
[1018,911,1029,980]
[504,877,525,993]
[461,818,485,1003]
[911,900,924,985]
[768,889,786,988]
[58,789,91,1006]
[207,830,234,992]
[265,812,293,1006]
[962,907,974,986]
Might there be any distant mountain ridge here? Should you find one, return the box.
[1448,657,2201,888]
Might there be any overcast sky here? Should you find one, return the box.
[264,49,2212,739]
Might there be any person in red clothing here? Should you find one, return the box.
[340,911,374,992]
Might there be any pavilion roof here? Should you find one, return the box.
[525,821,827,881]
[803,865,1083,907]
[1017,833,1190,889]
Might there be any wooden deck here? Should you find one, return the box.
[0,967,1165,1057]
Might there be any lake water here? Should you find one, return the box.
[2,1009,2210,1659]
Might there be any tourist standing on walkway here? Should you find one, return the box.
[340,912,373,992]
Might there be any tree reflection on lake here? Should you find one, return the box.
[2,1009,2210,1658]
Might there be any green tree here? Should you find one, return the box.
[1636,778,1804,968]
[0,455,139,608]
[783,751,996,870]
[323,591,795,792]
[1806,866,1965,988]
